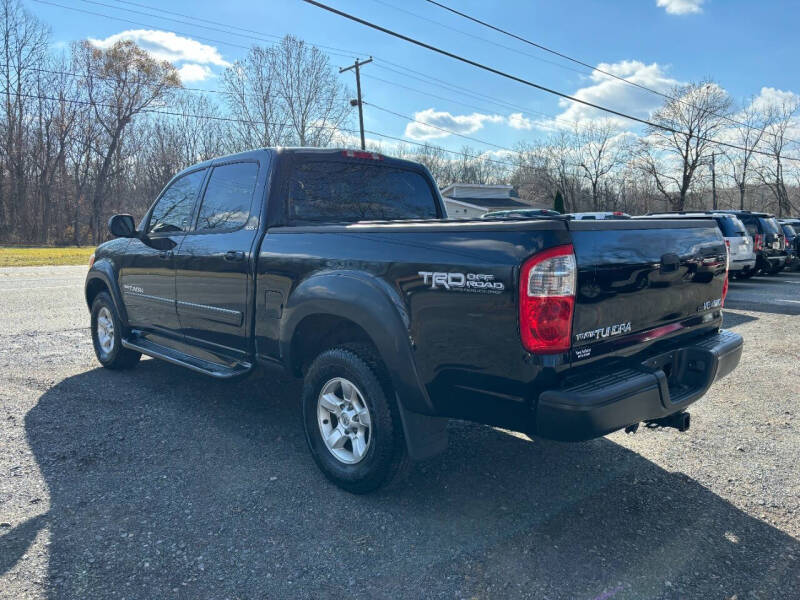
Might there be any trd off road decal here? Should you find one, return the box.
[418,271,505,294]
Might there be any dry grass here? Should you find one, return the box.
[0,246,95,267]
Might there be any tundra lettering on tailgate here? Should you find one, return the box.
[575,322,632,342]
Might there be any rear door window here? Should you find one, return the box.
[195,162,259,232]
[760,217,780,235]
[287,161,439,224]
[714,217,746,237]
[147,168,207,234]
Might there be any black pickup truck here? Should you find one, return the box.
[86,148,743,492]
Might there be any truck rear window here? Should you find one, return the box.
[287,161,439,224]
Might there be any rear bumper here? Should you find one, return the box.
[730,257,756,271]
[535,330,743,441]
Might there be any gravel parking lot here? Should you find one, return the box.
[1,265,798,600]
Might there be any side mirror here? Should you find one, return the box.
[108,214,137,238]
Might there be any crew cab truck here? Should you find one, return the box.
[86,148,743,493]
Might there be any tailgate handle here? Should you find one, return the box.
[660,253,680,273]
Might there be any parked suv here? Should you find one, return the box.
[779,221,798,270]
[716,211,787,276]
[644,212,756,278]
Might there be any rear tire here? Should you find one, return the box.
[301,346,408,494]
[737,268,756,279]
[91,291,141,369]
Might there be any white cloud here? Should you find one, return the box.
[89,29,230,68]
[657,0,705,15]
[404,108,505,140]
[748,87,800,112]
[508,112,534,130]
[538,60,683,130]
[177,63,214,83]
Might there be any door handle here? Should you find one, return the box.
[224,250,245,262]
[158,250,172,259]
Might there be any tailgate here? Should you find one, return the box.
[568,219,726,362]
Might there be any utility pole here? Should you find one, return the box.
[711,152,717,210]
[340,57,372,150]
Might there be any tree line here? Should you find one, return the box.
[1,0,799,246]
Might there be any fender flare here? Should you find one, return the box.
[85,259,129,327]
[280,271,447,459]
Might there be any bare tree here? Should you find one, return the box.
[0,0,49,240]
[74,39,180,241]
[722,97,771,209]
[754,95,799,216]
[573,120,629,210]
[223,36,350,149]
[638,81,732,210]
[271,35,350,146]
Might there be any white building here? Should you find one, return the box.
[440,183,538,219]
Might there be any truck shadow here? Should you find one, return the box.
[15,360,800,599]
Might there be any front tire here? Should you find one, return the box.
[91,291,141,369]
[302,346,407,494]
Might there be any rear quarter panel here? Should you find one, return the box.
[256,221,569,427]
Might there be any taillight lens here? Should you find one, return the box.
[722,242,730,307]
[754,234,763,251]
[342,150,383,160]
[519,244,576,354]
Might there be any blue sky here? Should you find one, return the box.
[30,0,800,154]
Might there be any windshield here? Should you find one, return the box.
[782,224,797,238]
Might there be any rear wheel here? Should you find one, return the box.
[736,268,755,279]
[302,346,407,493]
[91,291,141,369]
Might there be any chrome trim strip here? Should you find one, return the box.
[123,290,242,325]
[122,291,174,305]
[176,299,241,318]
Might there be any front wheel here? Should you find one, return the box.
[91,291,141,369]
[302,346,407,494]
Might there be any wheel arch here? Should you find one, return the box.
[85,259,129,326]
[281,271,433,416]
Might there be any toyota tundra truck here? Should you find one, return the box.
[85,148,743,493]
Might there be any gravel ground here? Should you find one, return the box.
[0,266,798,600]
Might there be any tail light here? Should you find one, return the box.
[722,242,730,307]
[519,244,576,354]
[342,150,382,160]
[753,234,763,251]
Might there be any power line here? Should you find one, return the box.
[32,0,355,60]
[1,62,537,156]
[302,0,800,162]
[422,0,791,144]
[12,90,523,168]
[1,63,352,104]
[78,0,588,131]
[367,0,593,79]
[34,0,596,135]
